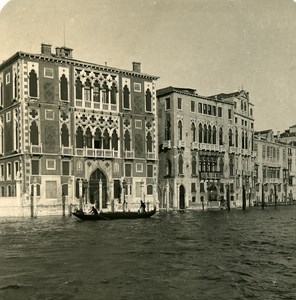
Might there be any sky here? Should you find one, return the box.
[1,0,296,133]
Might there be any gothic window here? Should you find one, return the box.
[229,157,234,176]
[61,124,69,147]
[84,79,91,102]
[102,82,109,104]
[208,125,212,144]
[111,83,117,105]
[14,120,19,151]
[146,132,153,152]
[103,129,110,149]
[75,78,82,100]
[165,120,171,140]
[145,88,152,112]
[245,133,248,149]
[204,124,208,143]
[93,81,100,103]
[178,154,183,175]
[124,130,131,151]
[0,126,3,154]
[60,74,68,101]
[213,126,217,144]
[229,129,233,146]
[14,73,17,99]
[178,121,183,140]
[165,159,172,176]
[192,155,197,175]
[30,121,39,145]
[76,126,84,148]
[199,124,203,143]
[111,130,119,150]
[235,129,238,147]
[123,84,130,109]
[219,158,224,173]
[242,132,245,149]
[191,123,196,142]
[219,128,223,145]
[94,128,102,149]
[29,69,38,98]
[85,127,92,148]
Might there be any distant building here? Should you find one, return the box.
[157,87,255,210]
[253,130,290,205]
[0,43,159,216]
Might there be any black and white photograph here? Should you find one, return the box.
[0,0,296,299]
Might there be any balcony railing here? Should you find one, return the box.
[147,152,156,160]
[199,171,223,180]
[177,140,186,148]
[75,148,119,158]
[30,144,42,154]
[124,150,134,159]
[229,146,237,154]
[198,143,224,152]
[61,146,73,156]
[191,142,199,150]
[162,140,171,149]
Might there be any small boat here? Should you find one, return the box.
[72,207,157,221]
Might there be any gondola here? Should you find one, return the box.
[72,207,157,221]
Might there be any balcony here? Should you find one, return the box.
[199,171,223,180]
[61,146,73,156]
[30,144,42,155]
[75,148,119,158]
[191,142,199,150]
[198,143,224,152]
[147,152,156,160]
[177,140,186,148]
[229,146,237,154]
[124,150,134,159]
[162,140,171,149]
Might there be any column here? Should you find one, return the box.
[109,180,114,212]
[33,177,37,218]
[67,177,72,216]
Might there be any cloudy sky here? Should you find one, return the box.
[1,0,296,132]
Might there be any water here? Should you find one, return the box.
[1,206,296,300]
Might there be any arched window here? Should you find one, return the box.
[235,129,238,147]
[219,128,223,145]
[191,123,196,142]
[229,129,233,146]
[147,185,153,195]
[84,79,91,102]
[30,121,39,145]
[192,155,197,175]
[103,129,110,149]
[75,78,83,100]
[178,154,183,175]
[208,125,212,144]
[102,82,109,104]
[14,73,17,99]
[146,132,153,152]
[85,127,92,148]
[213,126,217,144]
[245,133,248,149]
[76,126,84,148]
[229,157,234,176]
[123,84,130,109]
[165,120,171,140]
[199,124,203,143]
[29,69,38,98]
[94,128,102,149]
[145,88,152,112]
[111,83,117,105]
[93,81,100,103]
[7,185,12,197]
[178,121,183,140]
[61,124,69,147]
[219,158,224,173]
[204,124,208,143]
[242,132,245,149]
[60,74,68,101]
[124,130,131,151]
[165,159,172,176]
[111,130,119,150]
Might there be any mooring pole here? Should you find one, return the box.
[261,183,265,210]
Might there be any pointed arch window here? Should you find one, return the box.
[124,130,131,151]
[235,129,238,147]
[146,131,153,152]
[204,124,208,143]
[145,88,152,112]
[219,128,223,145]
[75,78,82,100]
[219,157,224,173]
[245,133,248,149]
[29,69,38,98]
[102,82,109,104]
[242,132,245,149]
[76,127,84,148]
[229,129,233,146]
[84,128,92,148]
[178,154,184,175]
[111,83,117,105]
[93,81,100,103]
[191,123,196,142]
[165,159,172,176]
[199,124,203,143]
[178,121,183,140]
[60,74,68,101]
[94,128,102,149]
[111,130,119,150]
[123,84,130,109]
[165,120,171,140]
[208,125,212,144]
[30,121,39,145]
[103,129,110,149]
[84,79,91,102]
[61,124,69,147]
[213,126,217,144]
[192,155,197,175]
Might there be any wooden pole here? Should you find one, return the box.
[261,183,265,210]
[242,185,246,210]
[226,184,230,211]
[274,184,277,208]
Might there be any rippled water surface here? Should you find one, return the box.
[1,206,296,300]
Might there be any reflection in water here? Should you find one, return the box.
[1,207,296,300]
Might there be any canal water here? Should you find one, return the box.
[1,206,296,300]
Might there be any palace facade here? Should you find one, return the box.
[157,87,255,210]
[0,43,159,216]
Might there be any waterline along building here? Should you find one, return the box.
[157,87,255,210]
[0,43,159,216]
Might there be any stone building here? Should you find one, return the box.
[157,87,255,210]
[0,43,158,216]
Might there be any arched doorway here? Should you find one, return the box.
[207,184,218,201]
[89,169,108,210]
[179,184,185,209]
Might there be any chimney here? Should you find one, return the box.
[132,62,141,73]
[55,47,61,56]
[41,43,52,55]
